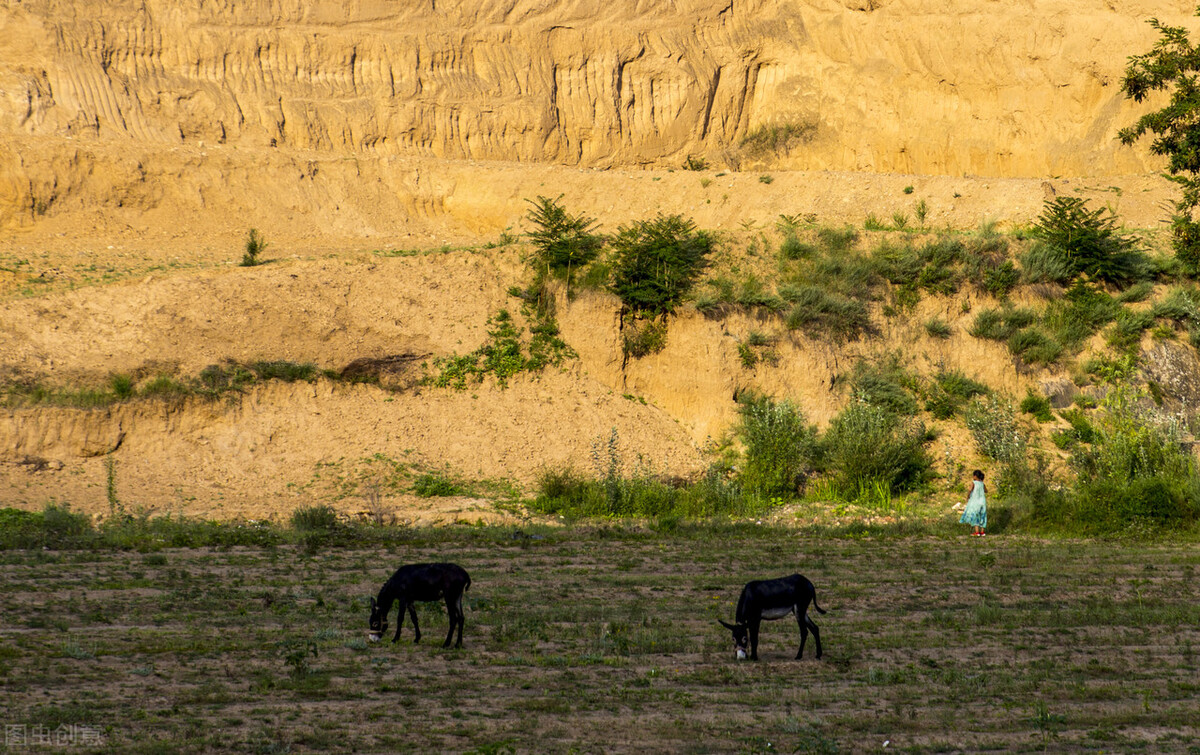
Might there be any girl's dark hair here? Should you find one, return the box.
[973,469,985,480]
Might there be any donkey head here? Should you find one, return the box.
[368,597,388,642]
[718,619,749,659]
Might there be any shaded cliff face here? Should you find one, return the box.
[0,0,1190,179]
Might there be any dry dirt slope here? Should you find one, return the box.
[0,0,1195,519]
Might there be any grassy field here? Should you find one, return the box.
[2,528,1198,753]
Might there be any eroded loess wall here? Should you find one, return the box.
[1,0,1192,180]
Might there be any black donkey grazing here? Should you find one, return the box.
[719,573,825,661]
[368,563,471,648]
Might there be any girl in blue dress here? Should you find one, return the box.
[960,469,987,536]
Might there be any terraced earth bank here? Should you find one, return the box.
[0,0,1195,517]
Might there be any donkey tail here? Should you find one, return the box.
[812,590,827,615]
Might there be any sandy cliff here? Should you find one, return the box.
[1,0,1195,234]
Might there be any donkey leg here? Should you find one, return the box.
[408,603,421,643]
[392,600,407,643]
[795,607,808,659]
[442,596,458,648]
[805,614,822,659]
[454,592,466,648]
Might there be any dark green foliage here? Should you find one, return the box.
[1063,410,1096,444]
[1030,197,1146,286]
[242,228,267,267]
[1170,213,1200,274]
[1107,309,1154,353]
[1035,386,1200,533]
[524,195,603,286]
[110,374,135,400]
[621,319,668,358]
[969,306,1037,340]
[531,462,735,518]
[1117,281,1154,303]
[779,233,816,260]
[1020,390,1054,423]
[608,214,712,317]
[924,318,952,339]
[1019,242,1075,285]
[822,403,932,497]
[983,260,1020,298]
[1121,11,1200,270]
[1040,284,1122,350]
[736,395,820,498]
[683,155,709,171]
[847,358,920,416]
[1007,327,1063,365]
[413,472,466,497]
[815,226,858,254]
[290,505,339,532]
[924,369,990,419]
[874,237,963,297]
[428,310,573,388]
[782,285,872,342]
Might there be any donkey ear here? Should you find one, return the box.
[718,619,738,631]
[369,597,376,610]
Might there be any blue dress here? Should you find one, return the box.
[960,480,987,528]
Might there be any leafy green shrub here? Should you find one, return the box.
[622,319,668,358]
[1019,242,1074,285]
[1040,284,1122,350]
[848,358,920,415]
[683,155,709,171]
[110,374,135,400]
[1106,309,1154,353]
[736,395,820,498]
[969,306,1037,340]
[779,234,815,260]
[983,261,1020,298]
[531,432,755,519]
[864,214,888,231]
[428,310,572,388]
[1007,327,1063,365]
[1019,390,1054,423]
[782,286,872,342]
[964,395,1028,463]
[413,472,466,497]
[291,505,340,532]
[822,403,931,497]
[1030,197,1147,286]
[815,226,858,254]
[524,195,603,286]
[924,318,952,339]
[608,214,712,317]
[914,198,929,225]
[242,229,267,267]
[1059,408,1097,444]
[1039,386,1200,532]
[924,369,989,419]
